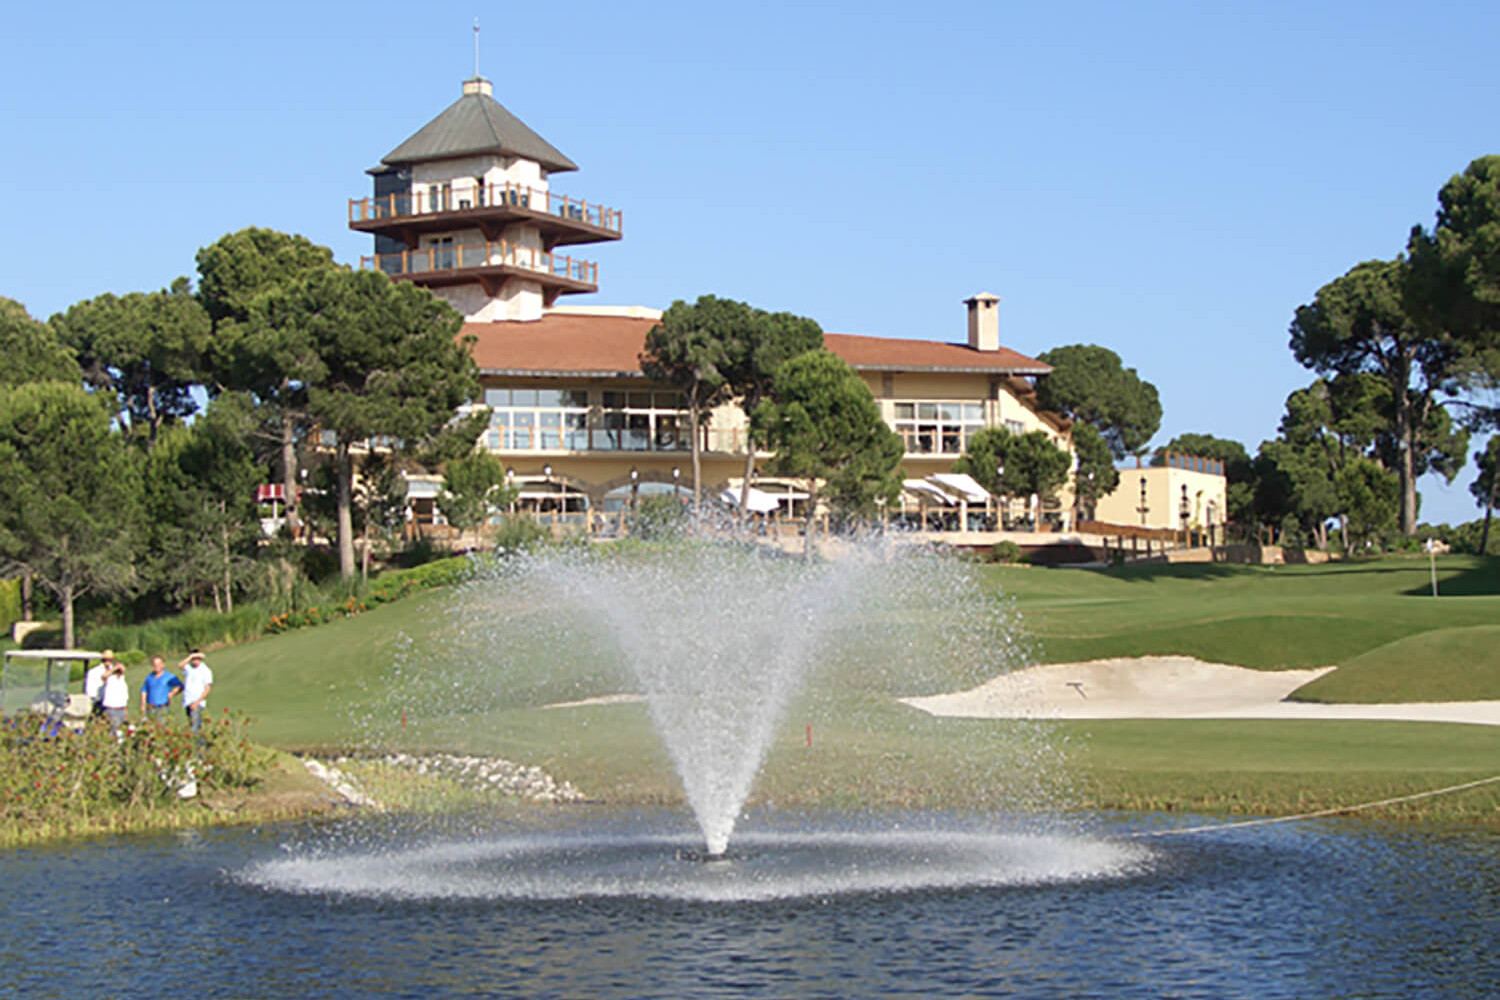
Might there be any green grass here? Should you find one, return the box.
[995,556,1500,678]
[1290,625,1500,703]
[187,553,1500,826]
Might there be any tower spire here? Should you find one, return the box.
[473,17,480,78]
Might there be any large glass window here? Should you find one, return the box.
[481,387,688,452]
[596,390,688,452]
[484,387,590,451]
[892,401,984,455]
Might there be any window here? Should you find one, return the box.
[484,387,589,451]
[597,390,687,452]
[892,401,984,455]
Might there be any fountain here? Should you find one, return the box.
[250,536,1151,899]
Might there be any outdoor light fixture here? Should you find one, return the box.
[543,463,553,479]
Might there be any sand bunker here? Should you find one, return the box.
[901,656,1500,726]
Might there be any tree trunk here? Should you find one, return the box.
[280,391,301,535]
[361,511,372,584]
[1480,468,1498,555]
[336,440,356,580]
[59,575,74,650]
[739,444,756,534]
[688,383,703,509]
[220,501,234,614]
[20,569,32,620]
[1395,373,1417,537]
[802,484,819,560]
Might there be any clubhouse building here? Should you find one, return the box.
[349,75,1093,534]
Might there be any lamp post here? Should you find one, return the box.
[629,466,639,510]
[505,467,516,513]
[996,462,1005,530]
[672,465,681,503]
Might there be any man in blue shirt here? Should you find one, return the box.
[139,656,185,723]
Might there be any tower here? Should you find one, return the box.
[350,76,622,322]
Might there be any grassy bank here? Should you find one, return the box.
[55,552,1500,831]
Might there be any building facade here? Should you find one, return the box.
[1091,453,1228,533]
[353,78,1077,530]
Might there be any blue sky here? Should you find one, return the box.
[3,0,1496,524]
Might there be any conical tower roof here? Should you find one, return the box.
[378,77,578,173]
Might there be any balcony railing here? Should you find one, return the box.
[361,241,597,286]
[349,183,622,233]
[486,424,753,454]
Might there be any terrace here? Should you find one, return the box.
[360,240,598,297]
[348,182,622,248]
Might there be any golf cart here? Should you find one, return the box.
[1,649,104,734]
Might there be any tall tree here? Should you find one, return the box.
[1336,457,1400,553]
[954,427,1071,525]
[1472,436,1500,555]
[255,268,479,579]
[1070,422,1120,522]
[0,298,78,386]
[0,383,142,647]
[438,450,513,548]
[1153,432,1255,530]
[640,296,740,507]
[723,307,824,523]
[1289,258,1463,537]
[144,395,264,612]
[197,227,337,533]
[50,279,211,448]
[751,349,903,553]
[1034,344,1162,459]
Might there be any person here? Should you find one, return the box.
[84,651,113,721]
[179,650,213,733]
[139,656,184,723]
[100,657,130,733]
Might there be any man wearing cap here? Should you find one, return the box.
[140,656,184,723]
[178,651,213,733]
[100,657,130,734]
[84,652,113,720]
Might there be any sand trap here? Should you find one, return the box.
[901,656,1500,727]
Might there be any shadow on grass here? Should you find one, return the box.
[1400,557,1500,597]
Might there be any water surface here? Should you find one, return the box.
[1,813,1495,999]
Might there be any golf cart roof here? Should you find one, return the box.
[2,650,105,661]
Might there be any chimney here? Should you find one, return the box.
[462,75,493,97]
[965,292,1001,352]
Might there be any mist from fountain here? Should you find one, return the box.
[429,538,1039,857]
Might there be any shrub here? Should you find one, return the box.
[0,579,20,635]
[990,540,1024,564]
[628,495,689,541]
[490,514,551,554]
[0,711,274,834]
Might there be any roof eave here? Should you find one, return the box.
[845,363,1051,375]
[478,367,646,379]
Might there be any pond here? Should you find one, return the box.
[1,811,1495,999]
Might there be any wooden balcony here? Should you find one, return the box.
[349,183,622,250]
[360,240,598,301]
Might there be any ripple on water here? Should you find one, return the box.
[237,827,1156,903]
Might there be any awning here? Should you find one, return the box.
[903,479,953,505]
[255,484,286,502]
[720,487,781,513]
[404,479,441,499]
[928,472,990,503]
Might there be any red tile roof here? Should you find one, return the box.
[822,332,1050,374]
[463,314,1051,376]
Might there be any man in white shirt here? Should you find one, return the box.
[85,652,113,721]
[179,650,213,733]
[100,659,130,733]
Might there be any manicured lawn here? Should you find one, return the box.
[192,552,1500,825]
[993,556,1500,681]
